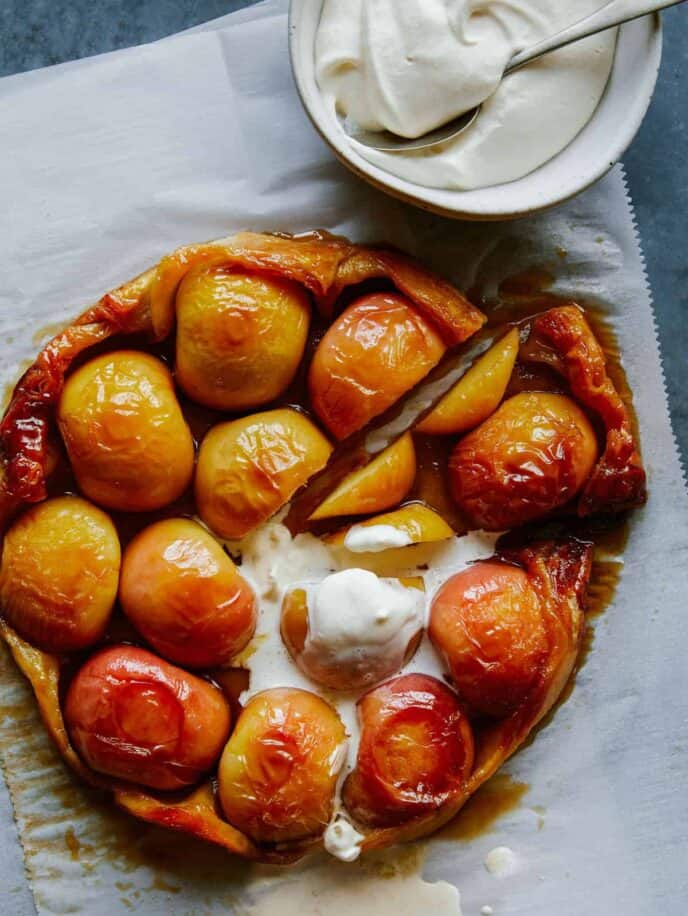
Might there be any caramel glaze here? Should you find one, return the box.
[10,265,635,846]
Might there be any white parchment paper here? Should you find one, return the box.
[0,1,686,913]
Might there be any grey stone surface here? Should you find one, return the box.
[0,0,685,466]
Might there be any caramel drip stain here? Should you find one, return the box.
[498,269,554,297]
[531,804,546,831]
[587,558,625,620]
[365,843,426,880]
[436,773,529,842]
[150,875,181,894]
[64,826,81,861]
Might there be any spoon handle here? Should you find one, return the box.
[506,0,683,74]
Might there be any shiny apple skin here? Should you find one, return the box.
[217,687,346,844]
[119,518,256,669]
[429,561,548,719]
[176,265,311,411]
[195,408,333,539]
[58,350,195,512]
[449,392,599,530]
[342,674,474,828]
[309,293,446,440]
[0,496,120,652]
[416,327,519,435]
[64,645,231,790]
[309,432,416,521]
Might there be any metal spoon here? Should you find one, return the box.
[343,0,684,152]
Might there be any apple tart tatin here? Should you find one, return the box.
[0,232,645,863]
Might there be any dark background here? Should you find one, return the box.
[1,0,686,466]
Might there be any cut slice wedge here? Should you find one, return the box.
[416,328,519,435]
[309,433,416,521]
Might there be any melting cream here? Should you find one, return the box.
[323,817,366,862]
[231,520,499,861]
[315,0,617,190]
[302,568,424,685]
[344,523,413,552]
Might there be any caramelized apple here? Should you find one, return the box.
[65,645,231,790]
[429,561,548,718]
[0,496,120,652]
[342,674,474,827]
[119,518,256,668]
[58,351,194,512]
[195,408,333,539]
[309,433,416,521]
[281,571,424,690]
[449,392,598,530]
[326,502,453,549]
[217,688,345,843]
[176,265,311,410]
[309,293,446,440]
[416,328,519,435]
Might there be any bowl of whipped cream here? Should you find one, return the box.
[289,0,662,220]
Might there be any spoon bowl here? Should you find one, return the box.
[339,108,480,154]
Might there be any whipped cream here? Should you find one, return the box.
[315,0,617,190]
[305,568,424,675]
[324,816,366,862]
[344,523,413,553]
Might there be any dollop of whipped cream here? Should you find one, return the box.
[324,816,365,862]
[302,569,425,687]
[315,0,617,190]
[343,523,413,553]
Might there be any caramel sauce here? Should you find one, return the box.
[410,435,467,533]
[497,268,554,297]
[64,826,81,861]
[437,774,530,842]
[0,263,641,872]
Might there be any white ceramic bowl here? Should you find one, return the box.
[289,1,662,220]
